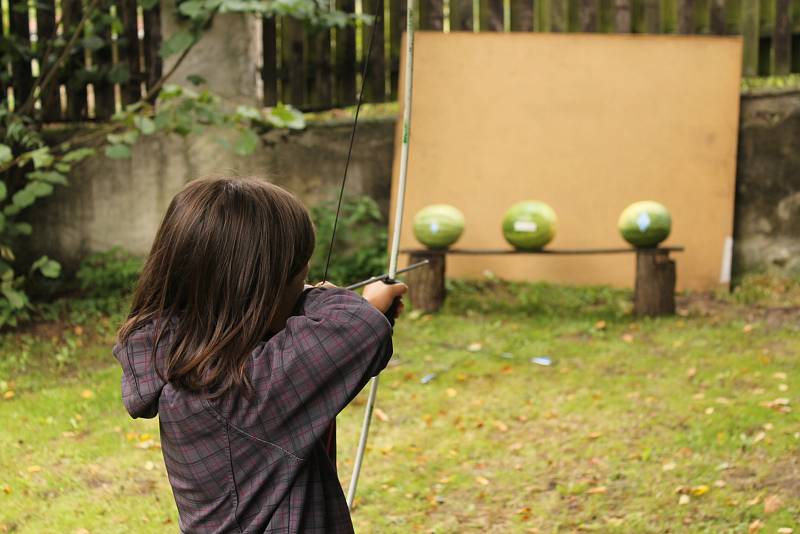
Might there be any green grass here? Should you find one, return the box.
[1,281,799,533]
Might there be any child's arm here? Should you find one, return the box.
[258,285,404,459]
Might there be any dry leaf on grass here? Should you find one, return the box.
[2,391,14,400]
[26,465,42,473]
[475,476,490,486]
[586,486,607,494]
[690,485,710,496]
[446,388,458,398]
[374,408,389,422]
[748,519,763,533]
[80,390,94,399]
[764,494,782,514]
[662,462,676,472]
[678,495,690,505]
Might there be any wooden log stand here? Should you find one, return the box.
[403,247,683,317]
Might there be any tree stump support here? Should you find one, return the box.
[633,248,676,317]
[406,251,446,312]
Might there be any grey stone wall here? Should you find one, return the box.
[27,118,396,269]
[734,90,800,277]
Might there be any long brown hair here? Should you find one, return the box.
[118,177,315,397]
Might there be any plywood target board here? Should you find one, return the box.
[390,32,742,290]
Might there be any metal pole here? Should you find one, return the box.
[346,6,415,510]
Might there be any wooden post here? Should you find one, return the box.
[634,248,676,317]
[406,251,446,313]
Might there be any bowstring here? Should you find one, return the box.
[321,3,383,283]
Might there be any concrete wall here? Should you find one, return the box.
[734,90,800,277]
[27,92,800,279]
[28,118,395,269]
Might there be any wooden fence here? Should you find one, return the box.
[0,0,162,120]
[266,0,800,110]
[3,0,799,119]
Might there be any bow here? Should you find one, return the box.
[318,0,417,511]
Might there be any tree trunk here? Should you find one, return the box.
[634,249,676,316]
[406,251,446,313]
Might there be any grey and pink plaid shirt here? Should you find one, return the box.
[113,288,394,533]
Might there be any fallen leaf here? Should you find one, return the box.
[475,476,490,486]
[777,528,793,534]
[446,388,458,398]
[374,408,389,422]
[27,466,42,473]
[662,462,676,472]
[691,485,710,496]
[74,529,90,534]
[686,367,697,379]
[73,325,84,336]
[778,383,789,392]
[747,496,761,506]
[139,433,152,442]
[748,519,763,533]
[763,423,774,430]
[693,392,705,400]
[705,407,715,415]
[587,432,602,440]
[764,494,782,514]
[622,334,634,343]
[713,480,726,488]
[753,431,766,443]
[80,390,94,399]
[144,461,155,471]
[509,442,523,451]
[715,397,731,405]
[743,324,753,333]
[493,421,509,432]
[2,485,11,495]
[716,462,731,471]
[594,320,606,330]
[773,372,788,380]
[467,342,482,352]
[586,486,607,494]
[678,494,690,505]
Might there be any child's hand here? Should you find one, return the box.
[362,281,408,317]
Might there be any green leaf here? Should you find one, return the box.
[82,35,106,51]
[105,144,132,159]
[108,63,131,84]
[2,287,26,309]
[0,144,12,164]
[186,74,207,86]
[141,0,159,9]
[107,130,139,145]
[62,147,96,162]
[267,103,305,130]
[134,116,157,135]
[55,163,71,173]
[32,256,61,278]
[159,30,195,58]
[178,0,208,18]
[13,223,32,236]
[233,128,259,156]
[159,84,184,99]
[0,213,5,233]
[27,171,68,185]
[236,105,262,121]
[12,189,36,210]
[31,147,54,169]
[0,181,6,202]
[28,181,54,198]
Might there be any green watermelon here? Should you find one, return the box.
[502,201,557,250]
[413,204,465,249]
[618,201,672,247]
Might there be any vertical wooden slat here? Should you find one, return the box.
[599,0,614,30]
[420,0,444,28]
[37,0,60,120]
[262,17,278,106]
[451,0,474,29]
[579,0,600,30]
[614,0,632,31]
[362,0,386,102]
[550,0,569,30]
[118,0,142,105]
[774,0,791,74]
[389,0,407,99]
[693,0,710,32]
[677,0,694,32]
[480,0,505,30]
[142,0,162,97]
[510,0,534,30]
[63,0,87,119]
[643,0,661,32]
[92,0,115,118]
[307,27,332,108]
[709,0,726,33]
[281,17,305,107]
[336,0,357,106]
[9,0,33,108]
[725,0,741,33]
[741,0,760,76]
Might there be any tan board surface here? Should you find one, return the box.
[390,32,742,290]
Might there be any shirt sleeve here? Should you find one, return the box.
[265,287,393,459]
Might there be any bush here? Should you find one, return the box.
[308,195,387,286]
[76,247,143,297]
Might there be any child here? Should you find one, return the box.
[114,177,407,533]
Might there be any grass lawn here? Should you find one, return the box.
[1,278,798,533]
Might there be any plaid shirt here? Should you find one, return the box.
[113,288,393,533]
